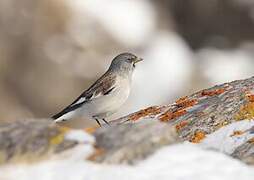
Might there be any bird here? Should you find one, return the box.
[52,53,143,126]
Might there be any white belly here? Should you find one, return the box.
[78,78,131,119]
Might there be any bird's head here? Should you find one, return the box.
[109,53,143,74]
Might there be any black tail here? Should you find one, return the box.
[51,112,62,120]
[51,103,84,120]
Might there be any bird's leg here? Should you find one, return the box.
[102,118,110,125]
[93,116,101,127]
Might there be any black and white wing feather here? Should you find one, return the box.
[52,71,116,120]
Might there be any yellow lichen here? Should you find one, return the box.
[235,103,254,121]
[214,121,231,131]
[49,134,64,145]
[49,125,71,145]
[56,125,71,133]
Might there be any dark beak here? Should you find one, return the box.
[133,57,143,64]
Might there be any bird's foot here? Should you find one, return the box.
[102,118,110,125]
[93,117,110,127]
[94,117,101,127]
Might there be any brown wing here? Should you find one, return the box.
[82,71,117,101]
[52,71,116,120]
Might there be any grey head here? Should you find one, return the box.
[108,53,143,76]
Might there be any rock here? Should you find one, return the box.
[0,119,85,164]
[232,126,254,165]
[0,76,254,165]
[93,120,180,164]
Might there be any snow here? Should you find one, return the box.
[1,143,254,180]
[200,119,254,154]
[51,130,95,161]
[65,130,95,144]
[1,120,254,180]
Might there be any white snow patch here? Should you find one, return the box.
[200,119,254,154]
[54,143,94,162]
[53,130,95,161]
[65,130,95,144]
[1,143,254,180]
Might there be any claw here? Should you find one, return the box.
[102,118,110,126]
[93,117,102,127]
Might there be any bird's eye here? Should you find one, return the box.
[126,58,132,62]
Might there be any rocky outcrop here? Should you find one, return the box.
[0,76,254,165]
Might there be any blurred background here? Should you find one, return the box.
[0,0,254,127]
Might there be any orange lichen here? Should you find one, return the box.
[235,102,254,121]
[87,148,105,161]
[247,138,254,144]
[175,97,198,109]
[201,88,226,97]
[175,96,188,104]
[159,109,187,122]
[159,111,173,122]
[129,106,162,121]
[230,130,244,137]
[84,127,98,134]
[190,131,206,143]
[246,94,254,102]
[159,96,197,122]
[175,121,189,132]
